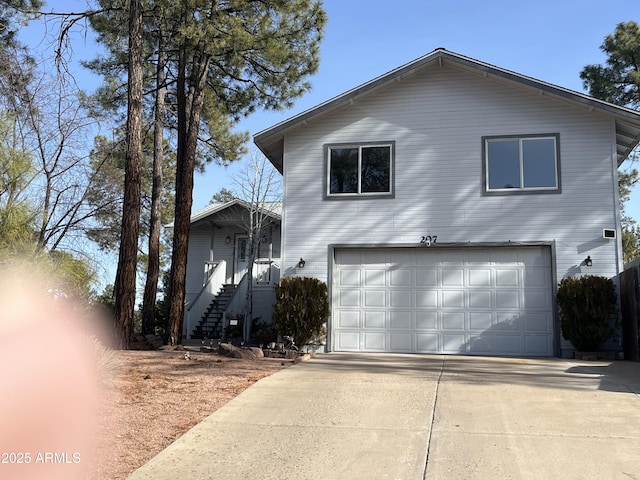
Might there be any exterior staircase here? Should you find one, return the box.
[191,284,237,340]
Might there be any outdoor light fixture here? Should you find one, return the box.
[584,256,593,267]
[225,236,231,244]
[297,258,306,268]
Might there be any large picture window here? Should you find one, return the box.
[327,143,394,197]
[484,135,560,193]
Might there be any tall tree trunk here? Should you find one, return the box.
[113,0,143,349]
[167,39,212,345]
[141,33,166,335]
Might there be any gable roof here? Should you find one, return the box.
[189,199,282,225]
[254,48,640,169]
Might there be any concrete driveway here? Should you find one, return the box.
[126,353,640,480]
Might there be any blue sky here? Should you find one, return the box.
[201,0,639,217]
[22,0,640,220]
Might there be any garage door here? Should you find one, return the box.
[332,247,554,356]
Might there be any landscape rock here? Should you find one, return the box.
[218,342,256,359]
[249,347,264,358]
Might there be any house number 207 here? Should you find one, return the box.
[420,235,437,246]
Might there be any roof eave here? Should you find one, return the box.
[254,48,640,168]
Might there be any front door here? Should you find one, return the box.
[234,235,249,284]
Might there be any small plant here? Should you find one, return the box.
[249,317,277,346]
[272,276,330,349]
[556,275,618,352]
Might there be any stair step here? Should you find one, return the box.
[191,283,238,339]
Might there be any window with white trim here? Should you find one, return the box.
[327,143,394,197]
[484,135,560,193]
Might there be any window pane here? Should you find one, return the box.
[330,148,358,194]
[487,140,520,189]
[522,138,556,188]
[361,146,391,193]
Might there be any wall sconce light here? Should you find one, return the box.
[584,256,593,267]
[225,236,231,244]
[297,258,306,268]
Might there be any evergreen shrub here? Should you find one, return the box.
[556,275,617,352]
[272,276,330,348]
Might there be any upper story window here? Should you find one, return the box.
[483,134,560,194]
[326,142,394,197]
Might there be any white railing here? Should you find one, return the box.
[254,259,281,285]
[184,260,227,338]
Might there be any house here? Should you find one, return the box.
[182,199,281,340]
[254,48,640,357]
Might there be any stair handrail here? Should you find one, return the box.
[185,260,227,338]
[222,273,249,332]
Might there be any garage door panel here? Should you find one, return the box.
[363,250,388,265]
[442,290,464,308]
[416,290,438,308]
[364,311,385,329]
[364,290,386,307]
[416,333,439,352]
[469,269,492,286]
[496,269,519,286]
[390,269,412,286]
[337,250,362,266]
[468,335,494,354]
[443,334,466,353]
[469,312,492,330]
[469,290,492,308]
[495,335,523,354]
[416,311,438,329]
[524,268,550,286]
[365,269,386,286]
[336,331,361,351]
[390,333,413,352]
[416,269,437,286]
[390,289,411,307]
[523,313,551,332]
[333,247,554,356]
[524,335,551,355]
[339,269,361,286]
[442,312,465,330]
[390,311,412,329]
[363,332,386,351]
[338,289,361,307]
[442,269,464,286]
[337,311,360,328]
[523,290,550,309]
[494,314,521,330]
[496,290,520,309]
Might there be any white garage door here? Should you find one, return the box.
[332,247,554,356]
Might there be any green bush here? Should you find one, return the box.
[273,276,330,348]
[556,275,617,352]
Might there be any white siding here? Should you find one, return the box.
[185,227,211,303]
[280,63,621,356]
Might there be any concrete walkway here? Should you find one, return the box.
[126,354,640,480]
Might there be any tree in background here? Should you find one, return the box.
[0,0,41,102]
[234,153,281,340]
[210,187,236,204]
[166,0,326,345]
[581,21,640,264]
[0,111,37,253]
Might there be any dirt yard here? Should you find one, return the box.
[90,349,290,480]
